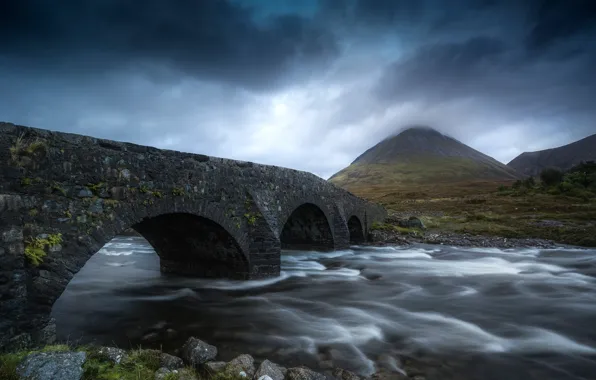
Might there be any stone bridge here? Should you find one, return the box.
[0,122,386,349]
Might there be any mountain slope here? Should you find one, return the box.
[329,127,520,190]
[507,133,596,177]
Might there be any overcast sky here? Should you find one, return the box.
[1,0,595,179]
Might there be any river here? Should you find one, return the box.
[51,236,596,379]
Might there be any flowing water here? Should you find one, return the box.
[52,236,596,379]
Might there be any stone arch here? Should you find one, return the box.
[17,197,252,348]
[133,212,249,278]
[280,202,335,250]
[347,215,365,244]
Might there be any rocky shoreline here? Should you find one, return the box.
[367,228,558,249]
[1,337,434,380]
[366,215,560,249]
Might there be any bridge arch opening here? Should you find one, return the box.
[132,212,249,279]
[50,212,248,348]
[280,203,334,250]
[348,215,365,244]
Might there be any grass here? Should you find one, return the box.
[329,156,519,190]
[9,133,48,167]
[350,180,596,247]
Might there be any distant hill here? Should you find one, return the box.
[507,133,596,177]
[329,127,520,191]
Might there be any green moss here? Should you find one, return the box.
[50,182,67,197]
[28,208,38,216]
[244,213,258,226]
[48,233,62,246]
[142,199,154,206]
[87,182,106,196]
[152,190,163,198]
[24,233,62,266]
[139,185,149,194]
[64,210,72,218]
[40,344,70,353]
[21,177,32,186]
[104,199,119,207]
[172,187,185,196]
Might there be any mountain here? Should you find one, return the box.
[507,133,596,177]
[329,127,520,190]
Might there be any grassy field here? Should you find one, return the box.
[329,157,519,189]
[349,180,596,247]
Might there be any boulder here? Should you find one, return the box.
[98,346,127,364]
[286,367,326,380]
[332,368,361,380]
[160,353,184,370]
[181,337,217,367]
[225,354,255,377]
[254,359,285,380]
[204,361,227,374]
[17,351,86,380]
[398,217,425,229]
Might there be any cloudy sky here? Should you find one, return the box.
[1,0,595,179]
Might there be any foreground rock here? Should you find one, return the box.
[332,367,361,380]
[98,346,127,364]
[181,337,218,367]
[254,359,286,380]
[225,354,255,377]
[286,366,327,380]
[160,352,184,370]
[17,351,86,380]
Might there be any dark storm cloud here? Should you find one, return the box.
[526,0,596,54]
[1,0,595,178]
[0,0,337,90]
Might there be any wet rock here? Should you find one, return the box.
[225,354,255,377]
[286,367,326,380]
[98,346,127,364]
[17,351,86,380]
[360,269,382,281]
[181,337,217,367]
[370,369,407,380]
[332,368,361,380]
[204,361,227,374]
[254,359,285,380]
[160,353,184,370]
[399,216,425,229]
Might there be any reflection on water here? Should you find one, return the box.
[52,236,596,379]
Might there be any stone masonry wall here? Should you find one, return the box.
[0,122,386,349]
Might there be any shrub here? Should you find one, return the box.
[540,168,564,186]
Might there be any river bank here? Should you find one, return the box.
[0,339,430,380]
[367,228,558,249]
